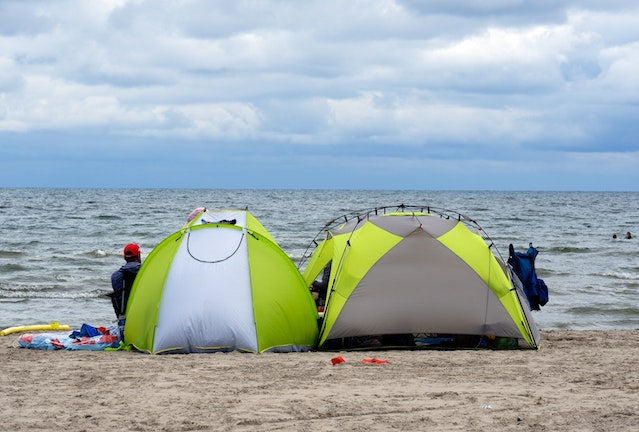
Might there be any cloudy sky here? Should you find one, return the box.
[1,0,638,190]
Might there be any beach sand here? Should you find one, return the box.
[1,330,638,431]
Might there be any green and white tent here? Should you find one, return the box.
[302,206,540,349]
[125,209,319,354]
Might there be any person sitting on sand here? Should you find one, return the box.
[109,243,142,326]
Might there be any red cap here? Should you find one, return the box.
[123,243,140,257]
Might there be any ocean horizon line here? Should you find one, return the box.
[2,186,639,193]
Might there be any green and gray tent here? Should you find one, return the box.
[301,206,540,349]
[125,209,319,354]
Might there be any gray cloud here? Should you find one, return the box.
[0,0,638,190]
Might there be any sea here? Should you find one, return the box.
[1,188,638,331]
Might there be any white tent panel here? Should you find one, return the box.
[153,227,257,352]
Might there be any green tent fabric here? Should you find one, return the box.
[302,206,540,349]
[125,209,319,354]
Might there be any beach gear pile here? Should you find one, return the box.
[16,324,120,351]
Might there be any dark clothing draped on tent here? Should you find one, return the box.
[508,244,549,311]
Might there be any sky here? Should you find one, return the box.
[1,0,638,191]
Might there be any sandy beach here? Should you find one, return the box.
[1,329,638,431]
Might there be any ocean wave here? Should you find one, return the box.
[546,321,573,330]
[0,283,64,293]
[534,267,568,276]
[0,263,28,272]
[0,288,109,300]
[0,250,25,257]
[546,246,593,254]
[96,215,123,220]
[599,272,639,280]
[80,249,110,258]
[130,231,157,238]
[567,305,639,316]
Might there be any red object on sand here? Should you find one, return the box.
[19,334,33,343]
[331,356,346,365]
[361,358,389,364]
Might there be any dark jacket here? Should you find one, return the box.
[110,261,141,318]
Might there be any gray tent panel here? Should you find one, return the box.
[331,213,458,239]
[369,214,458,238]
[332,218,361,236]
[326,229,521,340]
